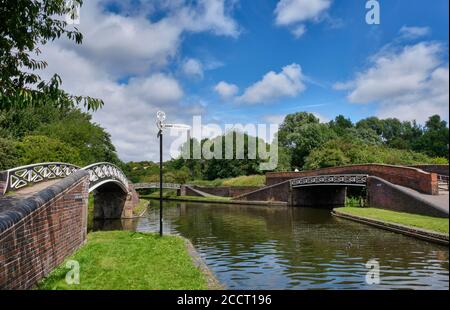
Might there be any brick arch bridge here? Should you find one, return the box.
[234,164,448,218]
[0,162,139,219]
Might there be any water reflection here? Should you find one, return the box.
[94,200,449,290]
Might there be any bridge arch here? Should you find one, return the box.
[289,174,367,207]
[1,162,138,219]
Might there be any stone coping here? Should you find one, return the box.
[183,237,225,290]
[0,170,89,234]
[332,209,449,246]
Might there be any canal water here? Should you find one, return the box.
[94,201,449,290]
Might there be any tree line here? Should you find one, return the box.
[126,113,448,183]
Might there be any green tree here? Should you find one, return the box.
[278,112,336,169]
[17,135,82,165]
[414,115,449,158]
[304,147,350,170]
[0,137,19,170]
[329,115,353,135]
[0,0,102,110]
[35,109,121,166]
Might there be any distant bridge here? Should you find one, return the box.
[133,183,181,190]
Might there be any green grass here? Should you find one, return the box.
[221,175,266,187]
[36,231,208,290]
[336,207,449,234]
[189,175,265,187]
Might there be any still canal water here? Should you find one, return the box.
[94,201,449,290]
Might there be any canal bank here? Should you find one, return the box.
[332,208,449,246]
[37,231,220,290]
[118,200,448,290]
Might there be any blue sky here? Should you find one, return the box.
[40,0,449,161]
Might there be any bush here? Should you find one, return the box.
[303,138,447,170]
[0,137,19,170]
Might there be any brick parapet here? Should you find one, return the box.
[266,164,438,195]
[0,170,89,289]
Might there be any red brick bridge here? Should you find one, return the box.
[234,164,449,218]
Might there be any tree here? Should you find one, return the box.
[17,135,82,165]
[278,112,336,169]
[0,0,102,110]
[0,137,19,170]
[329,115,353,135]
[35,109,121,166]
[303,147,350,170]
[414,115,449,158]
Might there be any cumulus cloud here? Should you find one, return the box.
[274,0,332,37]
[335,42,449,123]
[182,58,204,78]
[399,26,431,40]
[56,0,239,77]
[214,81,239,99]
[37,0,239,162]
[238,63,306,104]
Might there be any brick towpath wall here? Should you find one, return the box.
[0,171,89,289]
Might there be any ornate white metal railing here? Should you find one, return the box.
[133,183,181,190]
[290,174,368,188]
[83,162,129,192]
[1,162,130,194]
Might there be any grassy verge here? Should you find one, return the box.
[336,207,449,234]
[36,231,208,290]
[189,175,265,187]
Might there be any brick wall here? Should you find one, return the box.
[367,176,448,218]
[234,181,291,203]
[187,186,263,198]
[0,171,89,290]
[408,165,449,176]
[266,164,438,195]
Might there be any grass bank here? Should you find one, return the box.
[190,175,265,187]
[37,231,209,290]
[335,207,449,234]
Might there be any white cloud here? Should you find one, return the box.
[292,25,307,38]
[275,0,331,25]
[36,0,239,162]
[274,0,332,37]
[399,26,431,40]
[57,0,239,77]
[214,81,239,99]
[238,63,306,104]
[336,42,449,123]
[182,58,204,78]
